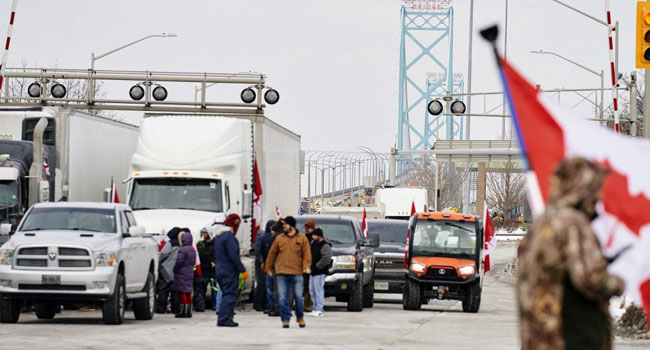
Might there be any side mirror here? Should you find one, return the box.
[241,189,252,219]
[128,226,146,237]
[368,233,380,248]
[0,223,12,235]
[39,180,50,202]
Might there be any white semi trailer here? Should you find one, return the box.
[125,114,301,294]
[0,108,139,233]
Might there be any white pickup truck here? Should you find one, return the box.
[0,202,158,324]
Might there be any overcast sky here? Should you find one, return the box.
[0,0,637,152]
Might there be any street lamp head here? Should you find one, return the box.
[162,33,178,38]
[529,50,544,54]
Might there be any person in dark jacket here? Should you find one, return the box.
[308,228,332,317]
[172,230,197,318]
[253,220,275,311]
[214,214,248,327]
[264,220,283,316]
[193,226,215,312]
[302,219,316,313]
[155,227,181,314]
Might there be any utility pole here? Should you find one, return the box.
[645,69,650,139]
[630,72,637,137]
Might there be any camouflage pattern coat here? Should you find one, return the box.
[517,158,624,350]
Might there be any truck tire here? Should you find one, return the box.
[347,277,363,312]
[35,304,56,319]
[103,274,126,325]
[402,279,422,311]
[335,295,348,303]
[462,282,481,313]
[362,282,374,308]
[133,272,155,320]
[0,296,20,323]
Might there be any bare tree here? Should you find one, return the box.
[4,60,121,121]
[486,160,526,221]
[406,157,469,210]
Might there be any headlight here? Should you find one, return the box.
[335,255,356,270]
[95,252,116,266]
[459,265,476,276]
[0,249,14,265]
[410,262,426,273]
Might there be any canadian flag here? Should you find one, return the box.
[275,205,281,219]
[403,201,418,269]
[110,178,120,204]
[43,161,50,180]
[252,152,263,243]
[499,56,650,321]
[361,207,368,238]
[482,203,496,273]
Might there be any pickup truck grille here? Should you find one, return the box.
[374,256,404,274]
[14,245,94,271]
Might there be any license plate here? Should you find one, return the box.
[374,282,389,290]
[42,275,61,285]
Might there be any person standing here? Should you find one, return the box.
[264,220,283,317]
[308,228,332,317]
[193,226,215,312]
[172,230,197,318]
[518,158,625,350]
[302,219,316,313]
[214,214,248,327]
[155,227,181,314]
[264,216,311,328]
[253,220,274,311]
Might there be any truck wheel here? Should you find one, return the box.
[335,295,348,303]
[362,282,374,308]
[462,282,481,313]
[402,279,422,311]
[35,304,57,319]
[0,296,20,323]
[133,272,155,320]
[103,274,126,325]
[347,277,364,312]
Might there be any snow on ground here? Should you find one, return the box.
[496,228,526,241]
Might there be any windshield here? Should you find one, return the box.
[130,178,223,212]
[0,180,18,206]
[295,218,358,245]
[368,221,408,243]
[412,220,476,258]
[20,207,117,233]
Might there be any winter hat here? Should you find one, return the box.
[304,219,316,230]
[224,213,242,234]
[201,226,215,240]
[284,216,297,229]
[312,228,324,237]
[265,220,276,234]
[167,227,182,246]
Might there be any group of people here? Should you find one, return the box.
[153,213,332,329]
[252,216,332,328]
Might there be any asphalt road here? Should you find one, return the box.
[1,242,648,350]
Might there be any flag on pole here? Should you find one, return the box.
[110,177,120,203]
[403,201,418,269]
[275,205,281,219]
[482,203,496,273]
[495,45,650,321]
[43,160,50,180]
[361,207,368,238]
[252,152,263,243]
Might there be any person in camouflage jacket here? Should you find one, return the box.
[517,157,625,350]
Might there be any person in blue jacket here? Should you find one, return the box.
[213,214,248,327]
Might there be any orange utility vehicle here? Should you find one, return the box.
[402,212,483,313]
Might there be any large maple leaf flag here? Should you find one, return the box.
[495,41,650,319]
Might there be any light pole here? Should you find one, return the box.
[89,33,177,102]
[530,50,604,118]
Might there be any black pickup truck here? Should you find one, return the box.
[368,219,409,294]
[295,215,379,311]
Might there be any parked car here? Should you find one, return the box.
[0,202,158,324]
[295,215,379,311]
[368,219,409,294]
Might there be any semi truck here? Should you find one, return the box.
[125,114,301,295]
[0,108,139,238]
[375,186,428,219]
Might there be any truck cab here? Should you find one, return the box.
[403,212,483,313]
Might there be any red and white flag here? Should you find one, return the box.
[43,160,50,180]
[361,207,368,238]
[482,203,496,273]
[252,152,263,243]
[274,205,281,219]
[110,178,120,203]
[403,201,418,269]
[499,56,650,321]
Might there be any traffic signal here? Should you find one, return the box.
[636,1,650,68]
